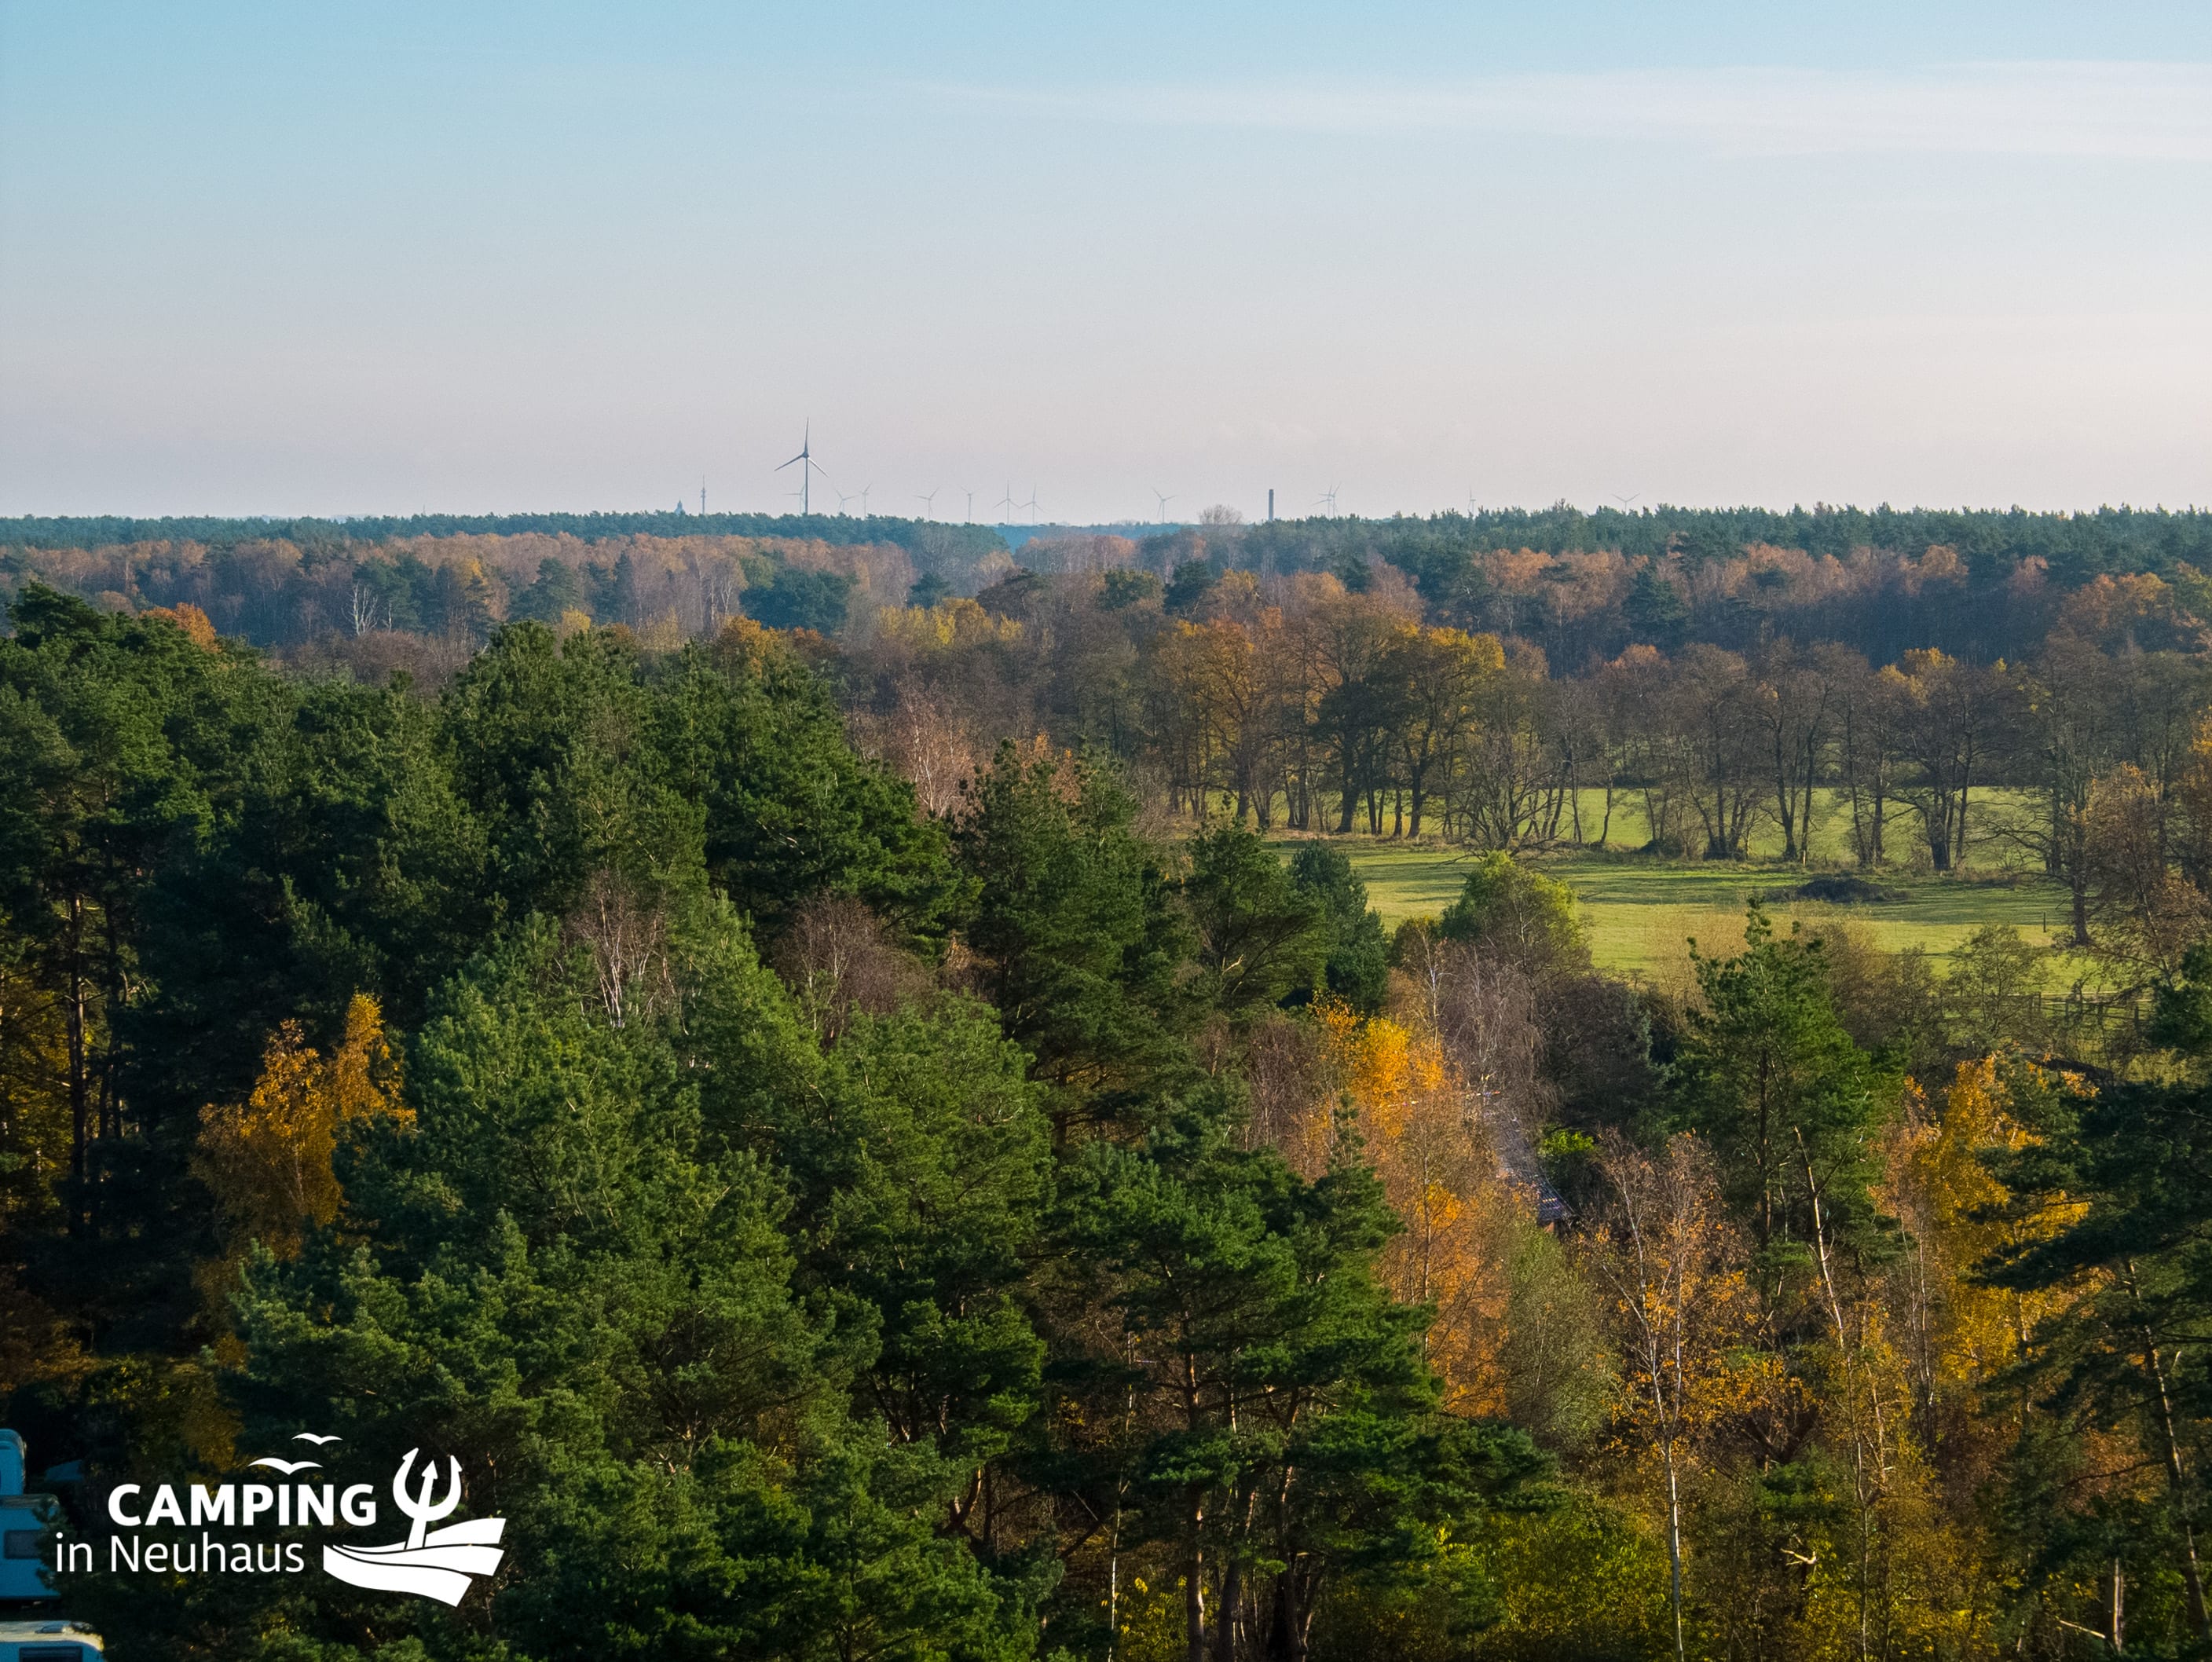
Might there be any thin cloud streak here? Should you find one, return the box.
[937,61,2212,160]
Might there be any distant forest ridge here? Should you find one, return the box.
[8,502,2212,577]
[1235,502,2212,585]
[8,502,2212,676]
[0,509,1008,559]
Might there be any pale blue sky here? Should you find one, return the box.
[3,2,2208,521]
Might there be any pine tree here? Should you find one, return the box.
[1669,905,1894,1258]
[952,745,1195,1130]
[1183,824,1328,1019]
[1286,842,1390,1016]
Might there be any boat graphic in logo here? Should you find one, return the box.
[321,1448,505,1605]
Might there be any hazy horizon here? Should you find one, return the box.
[4,2,2208,522]
[9,501,2212,537]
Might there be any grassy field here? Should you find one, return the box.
[1318,840,2081,983]
[1243,785,2102,986]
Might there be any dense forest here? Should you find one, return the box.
[8,503,2212,671]
[4,505,2212,1658]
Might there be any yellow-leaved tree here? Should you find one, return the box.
[1891,1052,2090,1448]
[1906,1059,2019,1383]
[1314,998,1524,1416]
[1587,1133,1757,1662]
[193,994,408,1349]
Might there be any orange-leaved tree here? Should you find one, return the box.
[193,994,408,1344]
[1314,996,1524,1415]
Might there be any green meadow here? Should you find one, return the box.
[1264,788,2090,987]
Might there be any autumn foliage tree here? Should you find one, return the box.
[192,994,407,1338]
[1587,1134,1752,1662]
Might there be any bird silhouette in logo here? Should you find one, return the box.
[320,1448,506,1605]
[247,1456,323,1474]
[250,1430,342,1472]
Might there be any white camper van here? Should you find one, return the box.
[0,1620,102,1660]
[0,1433,58,1605]
[0,1434,99,1658]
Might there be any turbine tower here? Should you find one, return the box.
[776,422,828,515]
[994,482,1017,522]
[1021,486,1040,524]
[1152,489,1174,525]
[917,488,939,518]
[958,486,974,523]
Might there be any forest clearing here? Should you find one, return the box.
[1316,838,2078,975]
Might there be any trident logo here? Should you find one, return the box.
[322,1446,506,1605]
[392,1448,463,1549]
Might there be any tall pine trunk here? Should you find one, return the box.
[1185,1489,1207,1662]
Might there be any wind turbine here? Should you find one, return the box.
[1313,485,1339,517]
[916,488,939,518]
[776,422,828,515]
[994,482,1017,522]
[1021,486,1040,524]
[834,487,859,516]
[859,484,873,516]
[958,486,974,523]
[1152,489,1174,524]
[1610,492,1642,511]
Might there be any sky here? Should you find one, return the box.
[2,2,2209,523]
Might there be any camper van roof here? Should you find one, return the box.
[0,1619,98,1638]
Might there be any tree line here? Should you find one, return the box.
[10,503,2210,580]
[0,528,998,668]
[0,510,1006,562]
[9,503,2212,676]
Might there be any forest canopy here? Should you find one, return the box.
[3,500,2212,1660]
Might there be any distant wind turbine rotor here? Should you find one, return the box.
[1152,489,1174,525]
[994,482,1017,522]
[917,488,939,518]
[775,421,829,515]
